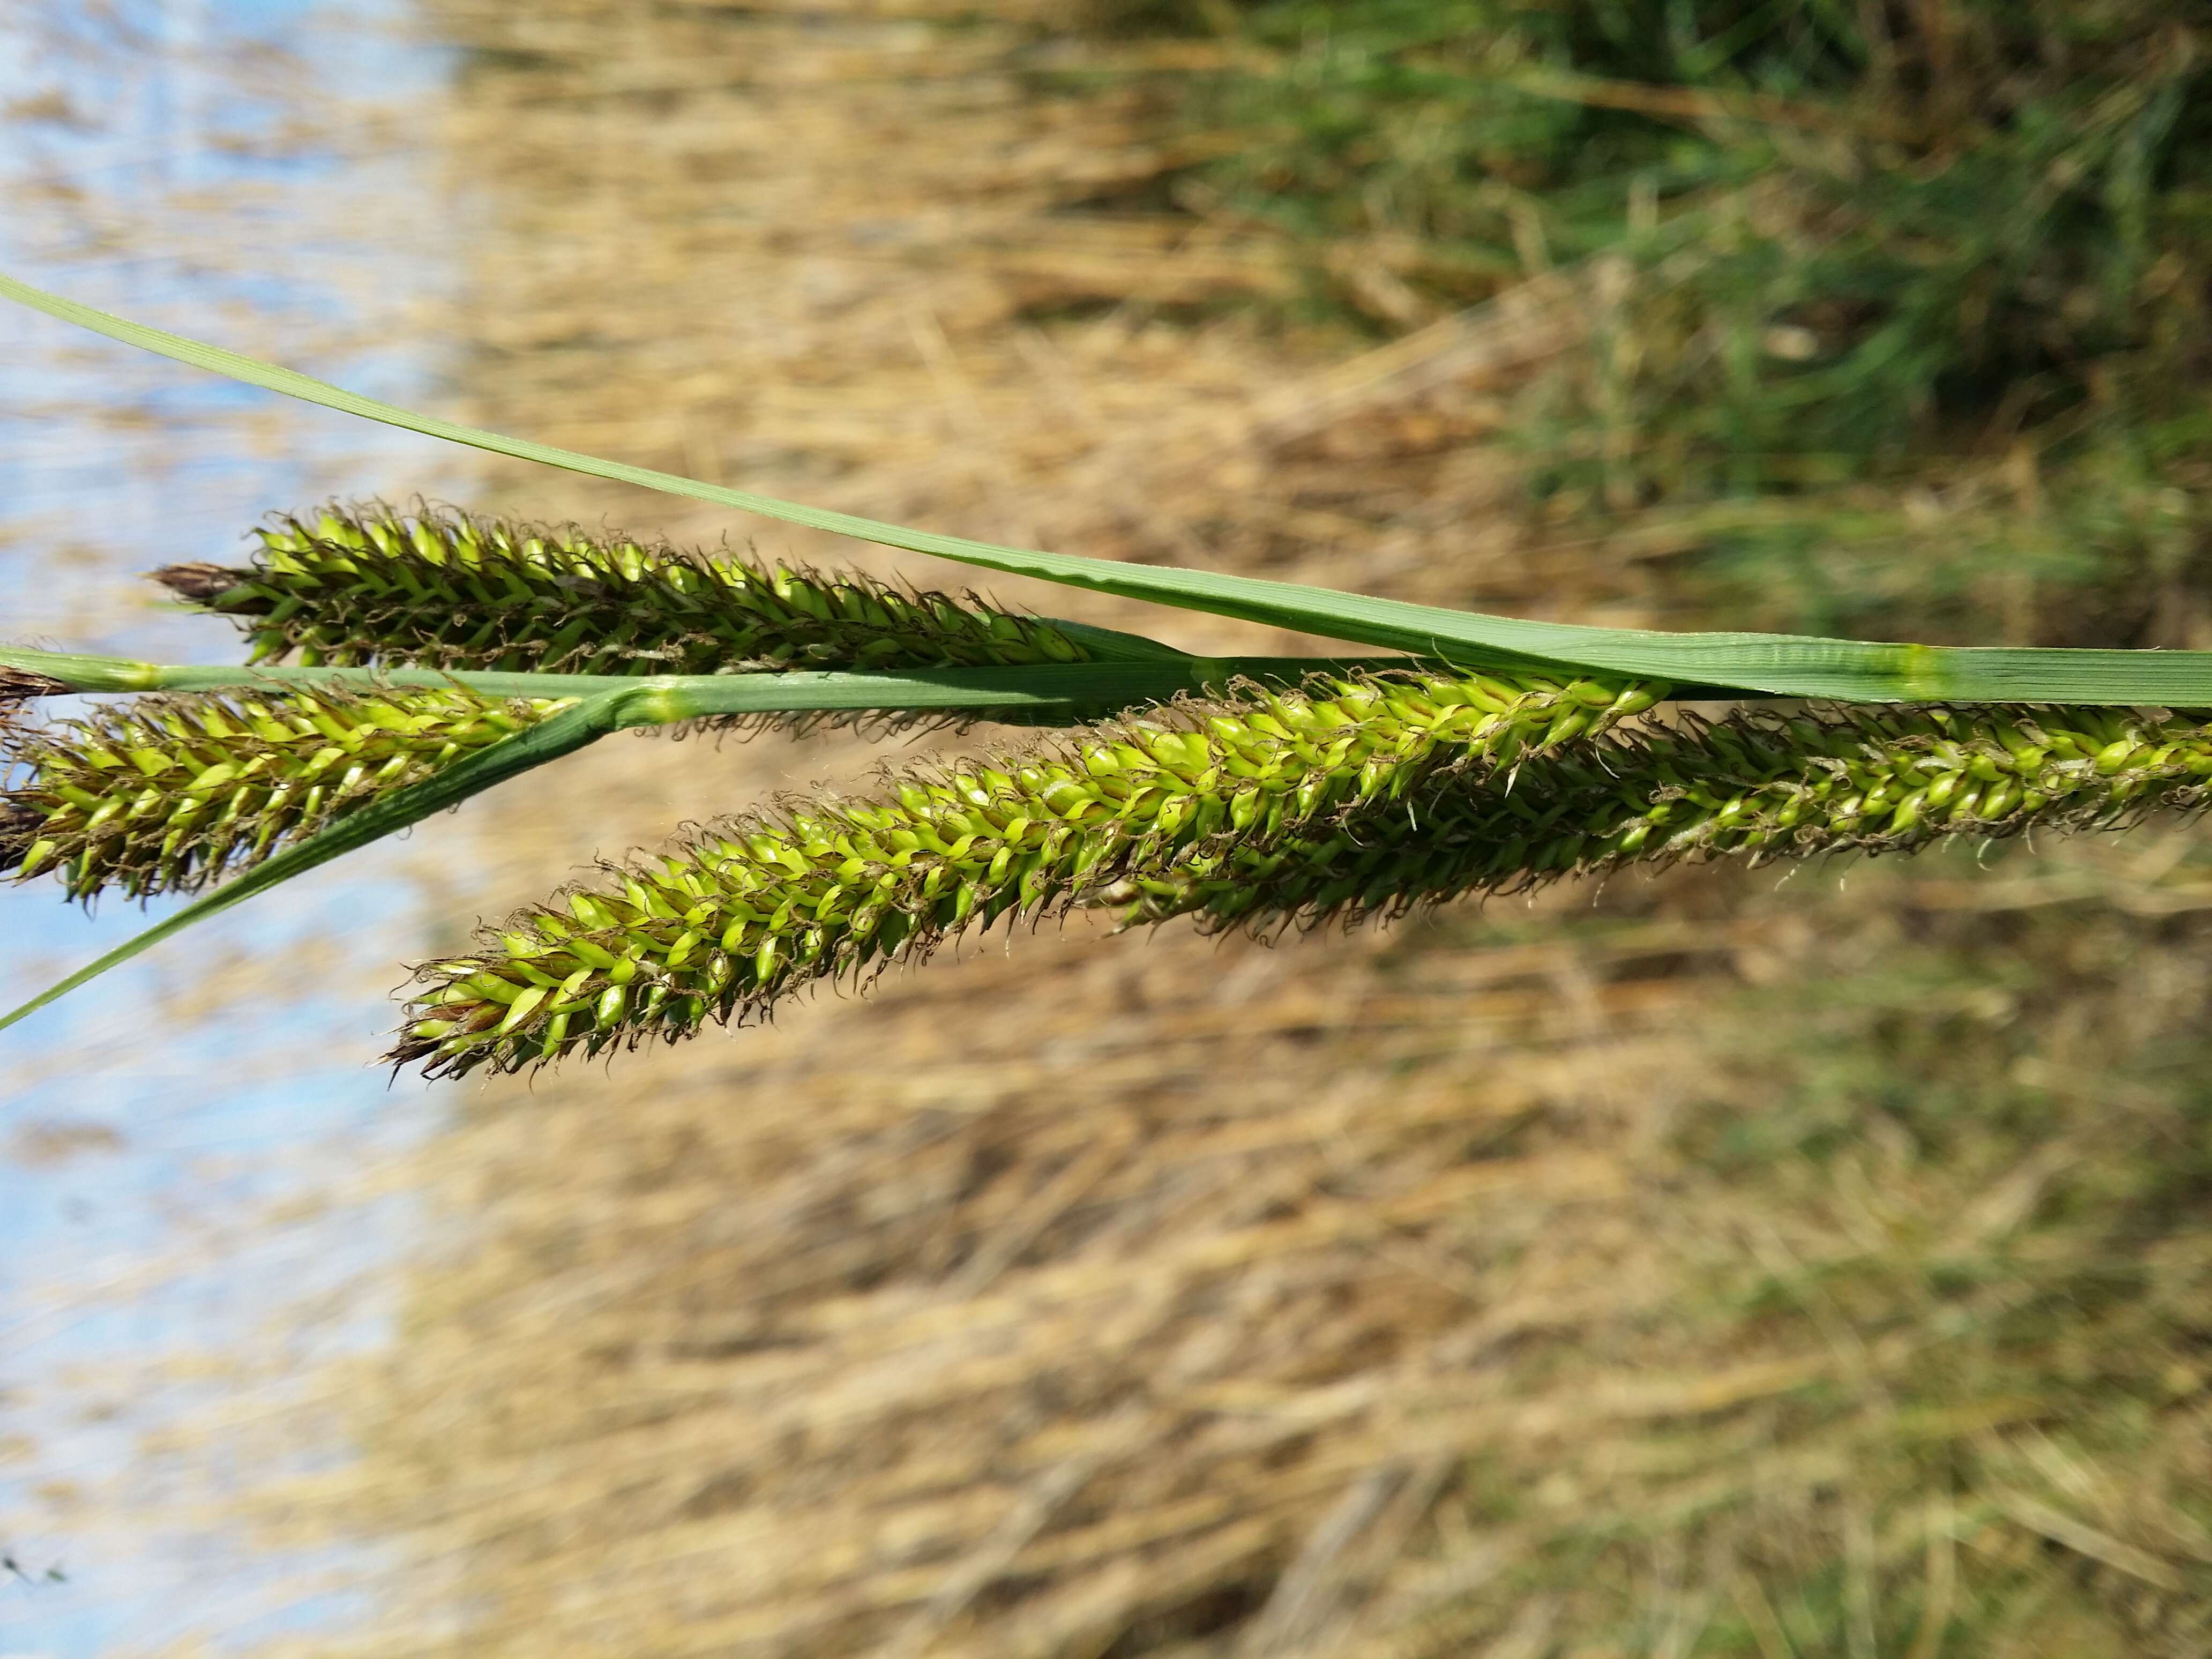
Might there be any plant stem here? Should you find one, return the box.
[0,645,1397,721]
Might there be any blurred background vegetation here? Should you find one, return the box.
[12,2,2212,1655]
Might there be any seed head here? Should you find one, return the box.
[3,686,564,903]
[156,504,1094,676]
[1122,703,2212,931]
[391,669,1655,1075]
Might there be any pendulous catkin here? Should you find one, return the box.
[1117,703,2212,931]
[157,505,1094,676]
[2,687,564,903]
[394,692,2212,1074]
[391,669,1654,1075]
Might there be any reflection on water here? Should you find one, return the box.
[1,3,465,1653]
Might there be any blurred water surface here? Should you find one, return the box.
[1,3,469,1651]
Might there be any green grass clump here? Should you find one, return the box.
[160,503,1095,675]
[1123,1,2212,646]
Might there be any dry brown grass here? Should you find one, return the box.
[208,4,2212,1655]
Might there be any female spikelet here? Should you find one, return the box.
[157,504,1094,676]
[1119,703,2212,931]
[3,687,563,903]
[393,669,1657,1075]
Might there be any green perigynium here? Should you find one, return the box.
[2,686,565,903]
[158,504,1094,676]
[391,669,1657,1075]
[1119,704,2212,932]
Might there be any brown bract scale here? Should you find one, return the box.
[148,562,236,606]
[1119,704,2212,932]
[391,669,1658,1077]
[156,503,1094,676]
[0,798,39,874]
[3,686,565,903]
[0,668,69,704]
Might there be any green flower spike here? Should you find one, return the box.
[2,686,567,903]
[156,504,1097,677]
[1124,704,2212,931]
[391,668,1660,1077]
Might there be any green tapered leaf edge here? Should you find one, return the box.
[11,268,2212,705]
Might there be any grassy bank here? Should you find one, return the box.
[1066,2,2212,652]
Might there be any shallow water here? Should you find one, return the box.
[1,4,469,1651]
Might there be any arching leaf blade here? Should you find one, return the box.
[883,551,2212,706]
[14,271,2212,704]
[0,271,1187,662]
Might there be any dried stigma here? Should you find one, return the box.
[0,667,70,705]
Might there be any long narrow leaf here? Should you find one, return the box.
[0,272,1170,667]
[12,271,2212,704]
[898,555,2212,706]
[0,646,1269,715]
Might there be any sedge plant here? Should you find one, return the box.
[11,271,2212,1078]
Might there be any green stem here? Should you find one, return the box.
[0,645,1393,717]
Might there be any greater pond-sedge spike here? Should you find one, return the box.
[1116,704,2212,931]
[156,504,1096,676]
[390,669,1660,1076]
[2,687,566,903]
